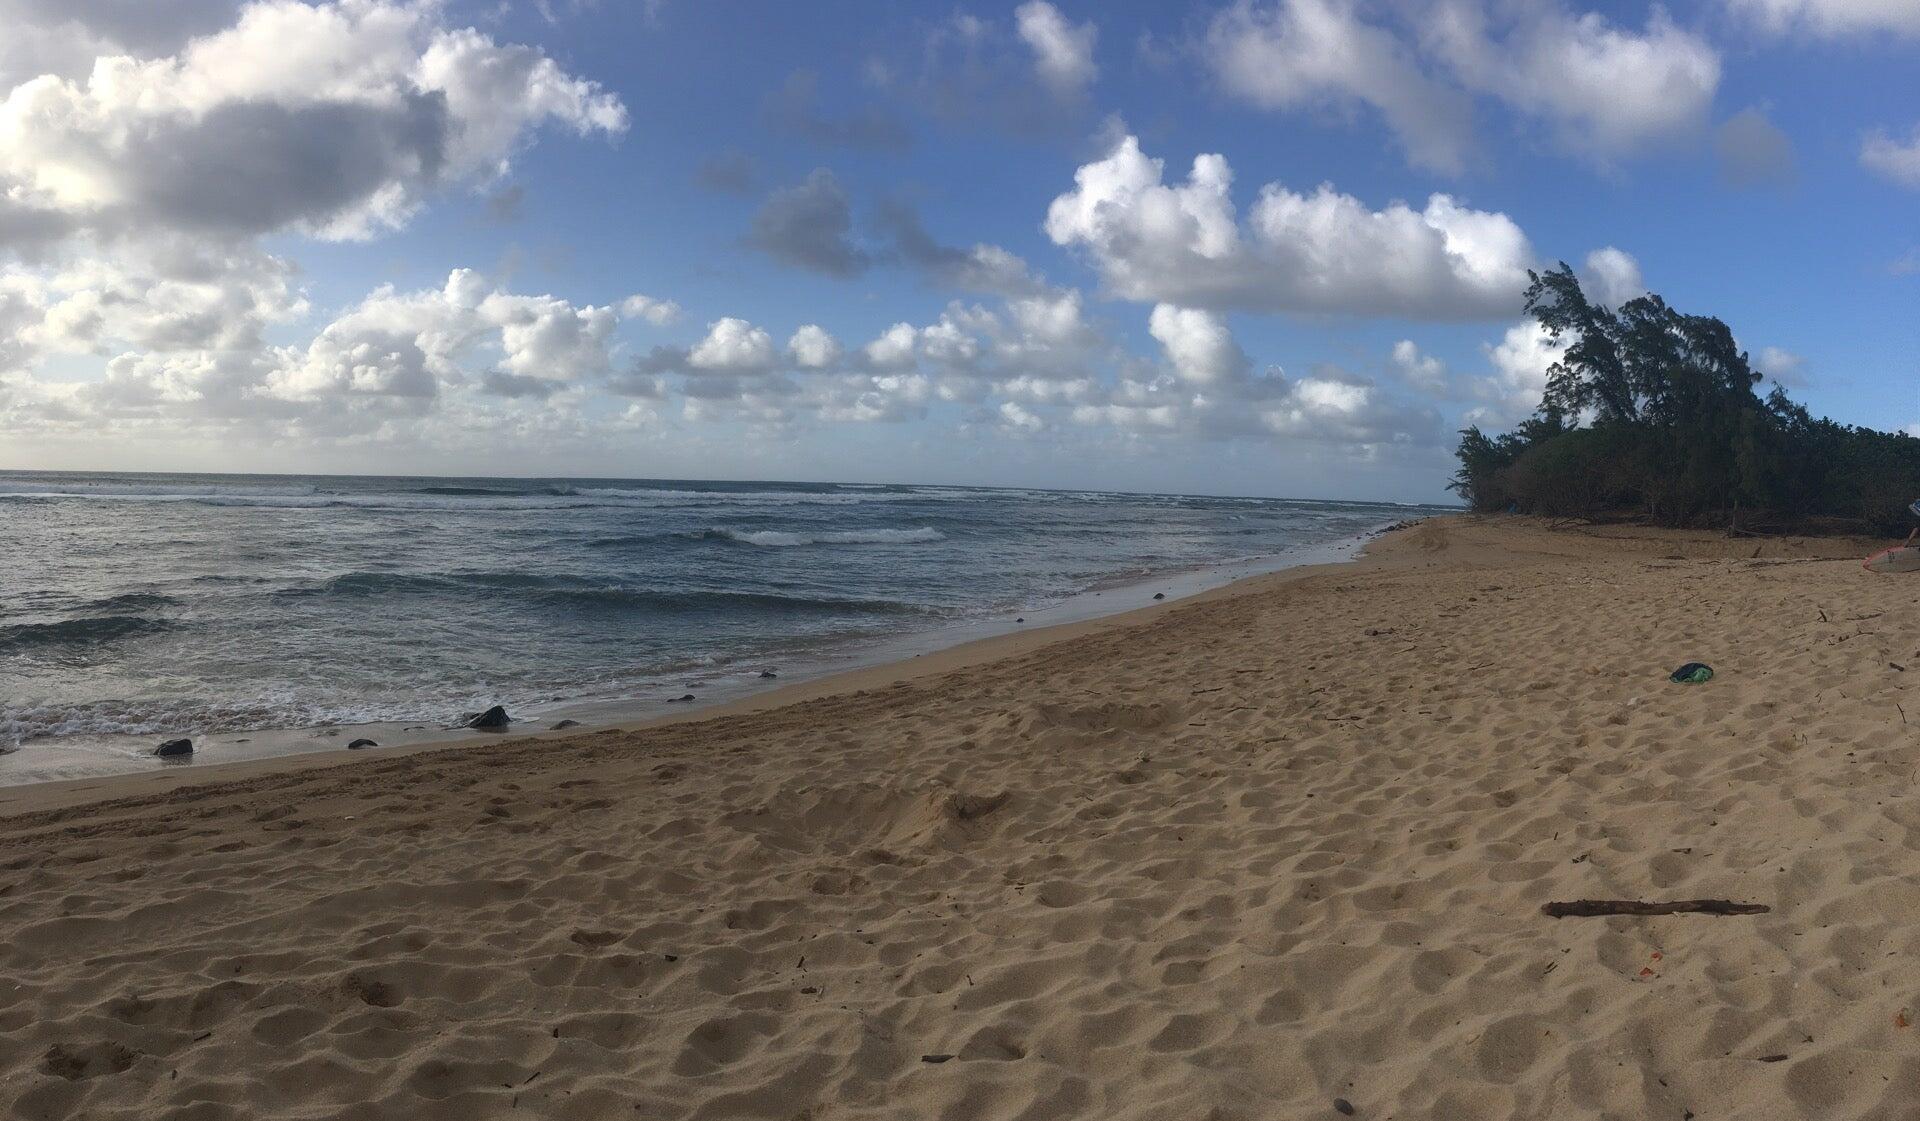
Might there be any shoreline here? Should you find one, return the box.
[0,526,1396,806]
[8,515,1917,1120]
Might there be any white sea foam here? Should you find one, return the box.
[711,527,947,547]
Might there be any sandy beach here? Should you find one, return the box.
[7,516,1920,1120]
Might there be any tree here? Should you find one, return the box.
[1455,266,1920,532]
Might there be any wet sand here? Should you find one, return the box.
[4,517,1917,1120]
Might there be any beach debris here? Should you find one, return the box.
[920,1054,954,1064]
[668,693,695,703]
[153,738,193,757]
[550,719,581,730]
[1542,898,1768,918]
[1334,1099,1356,1116]
[1668,662,1714,684]
[759,670,778,679]
[466,705,511,730]
[1152,592,1166,600]
[346,738,378,750]
[1015,617,1025,623]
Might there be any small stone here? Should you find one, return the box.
[550,719,581,730]
[154,738,193,757]
[668,694,695,703]
[466,705,511,730]
[346,738,378,750]
[1152,592,1165,601]
[921,1054,954,1064]
[759,670,778,679]
[1015,617,1025,623]
[1334,1099,1355,1116]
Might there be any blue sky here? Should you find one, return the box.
[2,0,1919,501]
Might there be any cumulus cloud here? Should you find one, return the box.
[787,324,841,369]
[687,317,778,373]
[746,169,870,278]
[1467,320,1567,426]
[1862,128,1920,189]
[1425,1,1719,161]
[1716,106,1796,188]
[1015,2,1097,93]
[1390,339,1448,392]
[1581,247,1644,307]
[1207,0,1719,170]
[1045,134,1535,319]
[1149,305,1249,385]
[862,322,920,371]
[620,295,682,326]
[0,0,627,251]
[1754,345,1806,385]
[1206,0,1474,175]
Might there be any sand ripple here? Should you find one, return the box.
[3,518,1917,1119]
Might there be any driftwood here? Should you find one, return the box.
[1541,898,1769,918]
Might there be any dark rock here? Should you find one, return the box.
[550,719,581,730]
[921,1054,954,1064]
[1152,592,1166,601]
[346,738,378,750]
[1334,1100,1355,1117]
[154,738,193,757]
[667,694,695,703]
[466,705,511,730]
[1015,617,1025,623]
[759,671,778,679]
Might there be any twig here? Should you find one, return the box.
[1542,898,1769,918]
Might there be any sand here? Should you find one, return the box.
[4,516,1920,1120]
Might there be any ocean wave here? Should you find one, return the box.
[697,526,947,547]
[270,570,946,617]
[0,483,957,513]
[536,587,945,616]
[0,614,174,651]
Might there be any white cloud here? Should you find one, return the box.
[1725,0,1920,37]
[1149,304,1248,385]
[1045,134,1535,319]
[862,322,919,370]
[1581,247,1644,306]
[1863,128,1920,189]
[1468,320,1566,426]
[998,399,1045,431]
[1206,0,1474,175]
[620,295,682,326]
[0,0,627,249]
[688,317,778,373]
[1755,345,1806,385]
[787,324,841,368]
[1015,1,1097,93]
[1426,2,1719,161]
[1209,0,1719,169]
[1390,339,1447,392]
[482,292,618,384]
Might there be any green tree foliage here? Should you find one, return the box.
[1452,264,1920,534]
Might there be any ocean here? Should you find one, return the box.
[0,470,1453,781]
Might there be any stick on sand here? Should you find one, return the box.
[1541,899,1770,918]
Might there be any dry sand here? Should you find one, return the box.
[4,516,1920,1120]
